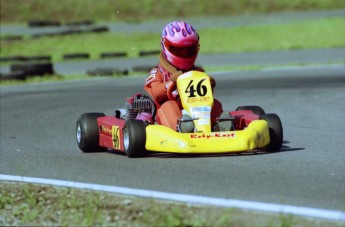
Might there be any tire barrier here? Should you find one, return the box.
[1,50,155,63]
[31,29,85,38]
[28,20,61,27]
[63,53,90,60]
[0,56,26,63]
[139,50,160,57]
[10,62,54,78]
[86,67,129,76]
[88,26,109,33]
[0,71,26,81]
[1,62,54,81]
[100,52,127,59]
[28,20,95,27]
[0,56,51,63]
[30,26,109,39]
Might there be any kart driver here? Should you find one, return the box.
[144,20,225,132]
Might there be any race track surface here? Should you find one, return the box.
[1,61,344,212]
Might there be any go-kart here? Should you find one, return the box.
[76,71,283,157]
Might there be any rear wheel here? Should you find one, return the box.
[236,105,265,116]
[76,113,107,153]
[123,120,147,158]
[260,114,283,152]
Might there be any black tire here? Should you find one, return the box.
[76,113,107,153]
[63,53,90,60]
[87,67,128,76]
[28,20,60,27]
[10,62,54,77]
[100,52,127,59]
[66,20,94,26]
[88,26,109,33]
[139,50,160,57]
[0,56,25,62]
[0,71,26,81]
[25,56,52,62]
[123,120,147,158]
[260,114,283,152]
[236,105,266,116]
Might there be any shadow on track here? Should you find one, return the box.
[103,140,305,158]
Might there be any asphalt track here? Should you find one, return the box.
[1,54,345,216]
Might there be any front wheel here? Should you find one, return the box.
[76,113,107,153]
[260,114,283,152]
[123,120,147,158]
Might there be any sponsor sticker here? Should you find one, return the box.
[190,132,236,139]
[112,126,121,150]
[191,106,211,112]
[145,69,157,85]
[100,125,112,134]
[187,96,211,104]
[145,73,156,85]
[190,106,211,118]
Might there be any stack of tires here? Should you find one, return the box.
[1,62,54,81]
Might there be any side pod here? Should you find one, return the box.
[97,116,126,151]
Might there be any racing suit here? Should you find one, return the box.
[144,53,223,130]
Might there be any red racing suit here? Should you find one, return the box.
[144,53,223,130]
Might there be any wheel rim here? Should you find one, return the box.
[76,123,81,144]
[123,127,129,151]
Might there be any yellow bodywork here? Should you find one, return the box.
[145,120,270,154]
[177,71,214,133]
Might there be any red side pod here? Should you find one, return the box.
[230,110,260,130]
[97,116,126,151]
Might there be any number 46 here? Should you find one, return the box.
[185,79,208,98]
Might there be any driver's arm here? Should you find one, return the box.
[145,81,169,104]
[144,68,169,105]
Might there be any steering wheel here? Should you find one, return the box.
[167,81,177,101]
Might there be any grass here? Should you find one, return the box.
[1,18,344,63]
[1,0,344,24]
[1,181,343,226]
[199,18,345,53]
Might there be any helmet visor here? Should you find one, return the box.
[164,40,198,58]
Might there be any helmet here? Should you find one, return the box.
[161,21,199,70]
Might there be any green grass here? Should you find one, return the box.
[1,18,344,63]
[199,18,345,53]
[1,0,344,24]
[1,181,343,226]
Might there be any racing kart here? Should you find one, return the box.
[76,71,283,157]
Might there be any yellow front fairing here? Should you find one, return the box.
[145,120,270,153]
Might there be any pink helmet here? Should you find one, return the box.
[161,21,199,70]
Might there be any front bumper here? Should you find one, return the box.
[145,120,270,153]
